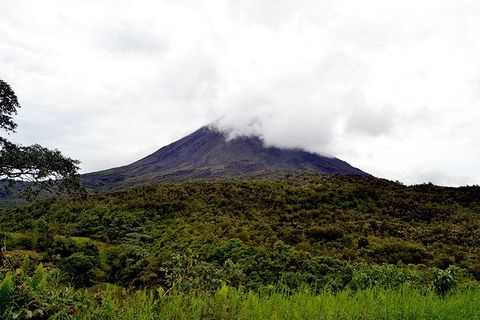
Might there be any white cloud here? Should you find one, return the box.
[1,0,480,186]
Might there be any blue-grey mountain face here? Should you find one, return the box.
[82,126,368,190]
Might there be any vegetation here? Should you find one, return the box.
[1,174,479,318]
[1,258,479,319]
[0,79,81,201]
[78,285,480,320]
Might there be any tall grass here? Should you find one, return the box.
[77,284,480,320]
[3,262,479,319]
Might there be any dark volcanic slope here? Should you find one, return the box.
[82,126,367,190]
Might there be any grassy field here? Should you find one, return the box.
[70,285,480,319]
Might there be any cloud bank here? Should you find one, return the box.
[1,0,480,186]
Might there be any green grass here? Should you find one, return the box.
[8,232,31,241]
[74,285,480,320]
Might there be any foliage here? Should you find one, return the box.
[0,257,84,319]
[78,284,480,320]
[0,79,82,201]
[0,263,479,320]
[2,175,479,288]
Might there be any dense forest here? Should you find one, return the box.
[1,174,480,318]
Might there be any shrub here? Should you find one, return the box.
[62,252,99,287]
[432,266,465,294]
[48,236,79,257]
[305,226,344,241]
[373,240,429,264]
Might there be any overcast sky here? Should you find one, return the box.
[1,0,480,186]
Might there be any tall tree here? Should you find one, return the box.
[0,79,81,197]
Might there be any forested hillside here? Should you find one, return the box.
[1,174,479,292]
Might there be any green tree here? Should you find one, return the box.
[62,252,99,287]
[0,79,81,196]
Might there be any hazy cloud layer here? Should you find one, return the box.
[1,0,480,186]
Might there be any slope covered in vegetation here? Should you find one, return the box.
[1,174,479,291]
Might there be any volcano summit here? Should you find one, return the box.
[82,126,367,190]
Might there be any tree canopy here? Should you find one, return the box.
[0,79,80,196]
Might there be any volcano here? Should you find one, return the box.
[81,126,367,190]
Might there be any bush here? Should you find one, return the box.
[306,226,344,241]
[432,266,465,294]
[48,236,79,257]
[373,240,429,264]
[62,252,99,287]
